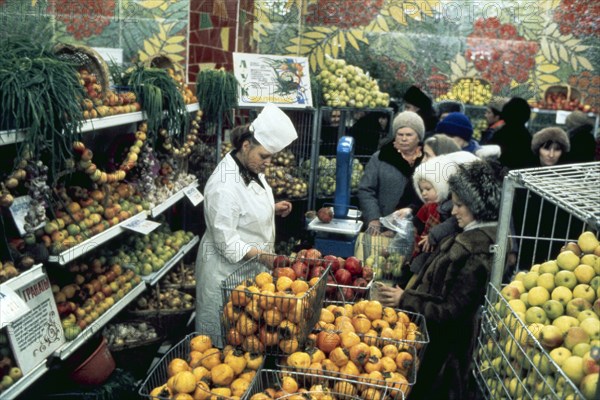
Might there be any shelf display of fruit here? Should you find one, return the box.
[0,260,23,284]
[53,262,142,340]
[436,78,492,106]
[529,93,596,113]
[103,321,160,349]
[261,150,308,200]
[301,156,364,197]
[0,331,23,394]
[77,68,140,118]
[165,67,198,105]
[475,231,600,400]
[161,263,195,290]
[317,58,390,108]
[130,287,194,314]
[221,260,329,355]
[140,333,262,399]
[104,226,195,276]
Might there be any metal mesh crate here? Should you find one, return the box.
[473,284,588,400]
[277,339,416,399]
[221,258,329,355]
[359,232,412,285]
[247,368,403,400]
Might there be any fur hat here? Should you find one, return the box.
[413,151,480,202]
[448,160,504,222]
[423,134,461,157]
[392,111,425,140]
[501,97,531,125]
[435,112,473,142]
[565,110,593,130]
[531,127,570,153]
[437,100,465,116]
[488,97,509,115]
[403,85,432,110]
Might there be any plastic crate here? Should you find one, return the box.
[472,284,588,400]
[246,368,403,400]
[221,258,329,355]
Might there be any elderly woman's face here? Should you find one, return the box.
[393,127,420,153]
[539,142,562,166]
[451,192,475,228]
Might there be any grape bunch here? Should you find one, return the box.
[466,18,538,93]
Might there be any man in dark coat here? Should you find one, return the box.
[489,97,536,170]
[563,110,595,164]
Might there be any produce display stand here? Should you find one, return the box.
[149,180,200,218]
[54,281,146,360]
[0,361,48,400]
[472,162,600,400]
[529,109,599,136]
[141,235,199,286]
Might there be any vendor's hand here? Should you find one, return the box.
[378,285,404,307]
[275,201,293,217]
[394,208,412,219]
[418,235,433,252]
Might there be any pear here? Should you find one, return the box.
[578,231,599,254]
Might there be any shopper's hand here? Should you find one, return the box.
[418,235,433,252]
[367,220,382,235]
[394,208,411,219]
[378,285,404,307]
[275,201,293,217]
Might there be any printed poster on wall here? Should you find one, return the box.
[233,52,313,108]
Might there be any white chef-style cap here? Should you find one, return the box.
[250,103,298,153]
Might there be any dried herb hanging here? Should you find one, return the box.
[196,68,239,123]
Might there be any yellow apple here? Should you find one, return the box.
[530,264,541,273]
[557,250,580,271]
[580,317,600,340]
[564,326,590,350]
[580,253,598,268]
[571,342,591,357]
[574,264,596,284]
[561,355,585,385]
[578,231,599,254]
[580,372,598,400]
[573,284,596,303]
[555,270,578,290]
[508,299,527,314]
[582,352,600,375]
[543,299,565,320]
[514,271,527,281]
[552,285,574,306]
[532,352,551,374]
[577,309,599,323]
[566,298,593,318]
[509,280,526,295]
[520,292,529,306]
[539,260,559,274]
[553,315,580,335]
[537,272,556,291]
[539,324,564,349]
[501,285,521,301]
[525,306,547,324]
[549,346,572,366]
[522,271,540,290]
[528,286,550,306]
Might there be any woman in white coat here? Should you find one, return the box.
[195,104,298,337]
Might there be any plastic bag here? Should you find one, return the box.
[380,210,414,254]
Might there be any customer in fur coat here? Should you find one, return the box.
[378,160,504,399]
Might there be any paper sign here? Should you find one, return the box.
[233,52,313,108]
[555,110,571,124]
[184,186,204,206]
[93,47,123,65]
[9,195,45,236]
[0,287,30,327]
[123,218,162,235]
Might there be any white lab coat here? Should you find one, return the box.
[195,153,275,337]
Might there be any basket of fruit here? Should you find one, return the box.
[437,77,493,106]
[221,256,330,355]
[539,84,584,111]
[246,368,403,400]
[139,332,263,399]
[54,43,110,99]
[160,263,196,294]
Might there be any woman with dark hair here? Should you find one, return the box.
[403,85,438,138]
[531,127,570,166]
[195,104,297,336]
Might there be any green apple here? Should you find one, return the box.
[553,315,580,335]
[525,306,547,324]
[536,272,556,292]
[557,250,580,271]
[561,355,585,385]
[571,342,591,357]
[590,275,600,291]
[574,264,595,284]
[549,346,572,367]
[580,372,599,400]
[566,298,593,318]
[539,260,559,274]
[508,299,527,314]
[563,326,590,350]
[572,284,596,303]
[539,324,563,349]
[580,317,600,340]
[552,285,574,306]
[528,286,550,306]
[542,299,565,320]
[555,270,578,290]
[522,271,539,290]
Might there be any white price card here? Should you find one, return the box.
[0,287,30,328]
[9,195,45,236]
[555,110,571,124]
[184,186,204,206]
[123,218,162,235]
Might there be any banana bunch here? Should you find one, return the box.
[437,78,492,106]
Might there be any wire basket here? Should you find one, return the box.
[247,369,403,400]
[472,284,588,400]
[277,339,417,399]
[54,43,110,98]
[221,258,329,355]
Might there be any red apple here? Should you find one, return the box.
[101,285,113,297]
[291,261,309,280]
[352,277,369,298]
[273,267,297,281]
[322,255,341,273]
[310,265,327,279]
[303,248,323,267]
[273,255,290,268]
[344,256,363,276]
[326,275,337,295]
[362,266,374,281]
[334,269,352,285]
[336,287,355,301]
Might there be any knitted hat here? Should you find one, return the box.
[448,160,504,222]
[435,112,474,142]
[413,151,480,202]
[436,100,465,116]
[423,134,461,157]
[403,85,432,110]
[392,111,425,140]
[565,110,593,130]
[501,97,531,125]
[531,127,570,153]
[488,97,509,114]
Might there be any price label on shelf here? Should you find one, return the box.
[0,287,30,327]
[555,110,571,124]
[123,218,162,235]
[184,186,204,206]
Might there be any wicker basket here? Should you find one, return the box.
[54,43,110,98]
[544,84,582,102]
[144,54,181,73]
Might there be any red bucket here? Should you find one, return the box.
[69,336,116,386]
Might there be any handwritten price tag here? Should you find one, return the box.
[123,218,162,235]
[0,287,30,328]
[184,186,204,206]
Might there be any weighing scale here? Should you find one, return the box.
[308,136,363,257]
